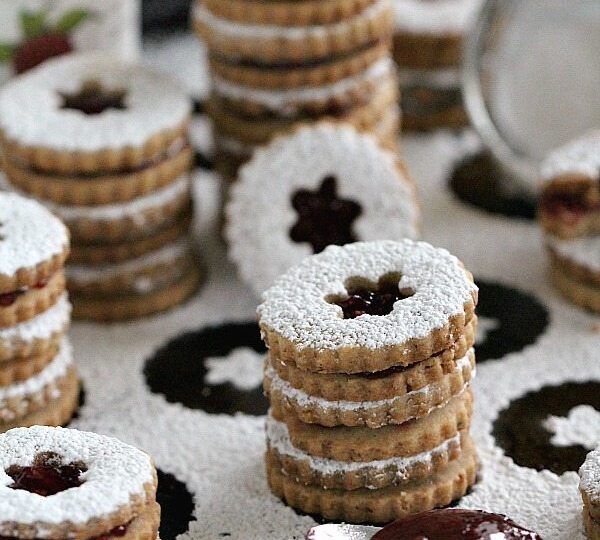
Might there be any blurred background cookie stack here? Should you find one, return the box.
[258,240,479,523]
[0,192,78,432]
[392,0,482,131]
[193,0,399,184]
[539,131,600,313]
[0,53,202,322]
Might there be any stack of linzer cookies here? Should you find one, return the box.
[0,54,201,321]
[539,131,600,313]
[259,239,479,522]
[193,0,399,182]
[0,192,78,433]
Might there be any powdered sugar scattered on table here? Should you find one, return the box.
[205,347,264,391]
[0,192,68,279]
[0,425,154,533]
[544,406,600,450]
[393,0,482,34]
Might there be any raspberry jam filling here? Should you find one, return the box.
[7,452,86,496]
[371,509,542,540]
[0,279,48,308]
[540,189,600,224]
[290,175,362,254]
[61,79,127,115]
[329,273,414,319]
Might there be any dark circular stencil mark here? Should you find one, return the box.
[144,322,268,415]
[449,151,536,220]
[493,381,600,475]
[475,280,549,363]
[194,150,214,171]
[157,469,196,540]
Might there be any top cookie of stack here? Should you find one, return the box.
[0,53,201,321]
[193,0,398,181]
[259,240,479,523]
[539,131,600,312]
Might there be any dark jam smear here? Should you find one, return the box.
[61,79,126,115]
[539,189,599,224]
[0,279,48,307]
[333,274,413,319]
[290,175,362,254]
[372,509,542,540]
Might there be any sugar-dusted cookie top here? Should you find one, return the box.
[0,192,69,293]
[258,239,477,373]
[226,123,420,296]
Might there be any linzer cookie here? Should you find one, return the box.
[193,0,393,64]
[227,124,419,296]
[267,434,478,524]
[539,131,600,313]
[580,447,600,539]
[0,426,159,540]
[539,130,600,240]
[0,193,69,298]
[0,53,191,175]
[257,240,476,373]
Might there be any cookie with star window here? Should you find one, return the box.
[225,122,420,295]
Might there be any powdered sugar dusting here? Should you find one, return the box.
[541,130,600,182]
[0,338,72,406]
[393,0,482,34]
[212,58,394,115]
[0,192,68,279]
[205,348,264,391]
[0,294,70,346]
[0,53,191,152]
[266,414,461,483]
[194,0,389,40]
[547,236,600,273]
[580,447,600,506]
[0,425,154,533]
[264,351,473,412]
[228,126,420,296]
[1,174,190,224]
[257,240,474,350]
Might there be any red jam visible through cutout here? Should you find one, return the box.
[331,273,414,319]
[61,79,127,115]
[7,454,86,496]
[0,280,48,308]
[371,509,542,540]
[290,175,362,254]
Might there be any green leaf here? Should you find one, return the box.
[0,43,15,62]
[55,9,90,33]
[20,9,47,39]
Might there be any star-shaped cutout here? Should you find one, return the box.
[289,175,362,253]
[60,79,127,115]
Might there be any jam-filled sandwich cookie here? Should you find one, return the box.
[539,130,600,240]
[0,426,160,540]
[226,124,420,295]
[0,52,191,177]
[267,389,473,490]
[539,131,600,312]
[0,193,69,329]
[193,0,393,64]
[306,509,543,539]
[580,447,600,539]
[257,239,476,374]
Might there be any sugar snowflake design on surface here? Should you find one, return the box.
[144,321,268,416]
[544,405,600,451]
[205,347,264,391]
